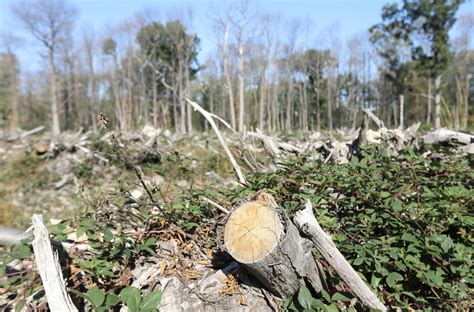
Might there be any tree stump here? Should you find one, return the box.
[224,192,324,298]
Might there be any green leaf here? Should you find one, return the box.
[380,191,391,198]
[440,237,453,253]
[386,272,403,287]
[311,299,325,309]
[87,286,106,307]
[353,256,364,266]
[105,293,120,307]
[401,233,417,243]
[141,290,162,311]
[371,273,383,288]
[119,286,141,312]
[297,286,313,310]
[331,292,351,302]
[14,244,32,259]
[15,299,26,312]
[320,289,331,302]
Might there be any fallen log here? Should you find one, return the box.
[423,128,473,145]
[224,192,324,298]
[294,201,387,311]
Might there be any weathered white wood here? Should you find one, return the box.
[20,125,45,138]
[423,128,473,145]
[294,201,387,311]
[202,197,230,214]
[362,109,384,129]
[31,214,78,312]
[247,131,303,159]
[186,98,247,185]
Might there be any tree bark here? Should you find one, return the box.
[327,79,333,131]
[222,24,236,130]
[434,75,442,128]
[258,64,266,130]
[153,71,158,128]
[49,48,61,137]
[8,54,20,131]
[399,94,404,129]
[462,73,469,130]
[238,44,245,133]
[427,77,432,124]
[286,79,293,131]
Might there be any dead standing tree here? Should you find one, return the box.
[12,0,77,137]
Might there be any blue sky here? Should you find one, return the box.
[0,0,472,71]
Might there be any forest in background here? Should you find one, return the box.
[0,0,472,135]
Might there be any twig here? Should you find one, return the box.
[96,112,173,223]
[186,98,247,185]
[202,197,229,214]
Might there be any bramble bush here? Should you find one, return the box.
[1,145,472,310]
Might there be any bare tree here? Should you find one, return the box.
[83,29,98,130]
[12,0,77,137]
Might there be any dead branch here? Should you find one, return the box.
[202,197,229,214]
[186,98,247,185]
[294,201,387,311]
[31,214,78,312]
[362,109,385,129]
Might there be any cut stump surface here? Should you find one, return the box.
[224,201,283,263]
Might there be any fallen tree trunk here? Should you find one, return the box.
[294,201,387,311]
[224,192,324,298]
[423,128,473,145]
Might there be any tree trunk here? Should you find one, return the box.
[222,24,236,130]
[315,84,321,131]
[327,79,333,131]
[462,73,469,130]
[178,60,186,133]
[303,80,308,131]
[286,80,293,131]
[238,44,245,133]
[434,75,442,128]
[8,55,19,131]
[87,52,97,131]
[427,77,432,124]
[258,65,266,130]
[399,94,404,129]
[454,75,462,130]
[153,71,158,128]
[224,193,324,298]
[49,49,61,137]
[125,49,134,132]
[185,64,192,132]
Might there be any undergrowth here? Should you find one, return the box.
[1,145,472,311]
